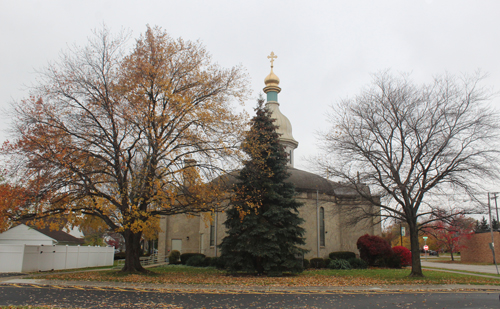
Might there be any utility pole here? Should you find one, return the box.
[316,190,320,258]
[214,211,218,257]
[494,193,499,226]
[488,192,499,274]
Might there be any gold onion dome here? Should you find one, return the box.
[264,68,280,88]
[262,51,298,156]
[264,52,281,94]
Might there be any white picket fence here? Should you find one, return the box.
[0,244,114,273]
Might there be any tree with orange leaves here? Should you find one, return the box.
[0,170,53,232]
[5,26,248,272]
[0,181,27,232]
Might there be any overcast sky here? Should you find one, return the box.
[2,0,500,172]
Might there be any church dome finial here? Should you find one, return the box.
[264,52,281,94]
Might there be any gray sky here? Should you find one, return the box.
[2,0,500,172]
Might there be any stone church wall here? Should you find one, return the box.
[158,192,381,260]
[157,214,202,260]
[297,192,380,259]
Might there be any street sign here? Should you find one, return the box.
[401,226,406,237]
[423,245,429,251]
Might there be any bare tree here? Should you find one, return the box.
[317,72,499,277]
[5,26,248,272]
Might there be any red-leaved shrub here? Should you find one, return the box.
[356,234,393,266]
[392,246,412,266]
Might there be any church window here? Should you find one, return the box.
[209,214,215,247]
[319,207,325,247]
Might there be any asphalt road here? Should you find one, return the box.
[0,284,499,309]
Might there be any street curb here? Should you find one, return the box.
[1,278,500,293]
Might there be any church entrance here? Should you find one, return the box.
[171,239,182,253]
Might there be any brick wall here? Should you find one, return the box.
[461,232,500,263]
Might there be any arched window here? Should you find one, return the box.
[320,207,325,247]
[209,213,215,247]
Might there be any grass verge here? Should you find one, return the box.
[35,265,500,286]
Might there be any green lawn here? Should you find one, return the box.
[36,265,500,286]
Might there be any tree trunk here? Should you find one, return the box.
[255,256,264,275]
[408,221,424,277]
[122,230,147,272]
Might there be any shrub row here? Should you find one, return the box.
[167,251,208,265]
[166,235,412,270]
[303,238,412,270]
[175,255,369,270]
[309,258,327,269]
[328,259,352,270]
[307,257,368,270]
[187,256,226,269]
[180,253,205,265]
[328,251,356,260]
[167,251,226,269]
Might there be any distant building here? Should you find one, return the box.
[461,231,500,263]
[0,224,84,246]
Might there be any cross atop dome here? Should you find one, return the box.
[267,52,277,68]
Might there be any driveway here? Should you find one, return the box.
[421,261,500,275]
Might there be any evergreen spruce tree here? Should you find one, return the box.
[220,97,306,276]
[475,216,490,232]
[492,218,500,231]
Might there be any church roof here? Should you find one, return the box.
[214,167,367,198]
[287,168,358,196]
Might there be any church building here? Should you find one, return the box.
[157,54,381,260]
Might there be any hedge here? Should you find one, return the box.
[180,253,205,265]
[329,251,356,260]
[309,258,327,269]
[186,255,206,267]
[357,234,393,266]
[168,250,181,264]
[347,257,368,269]
[328,259,352,270]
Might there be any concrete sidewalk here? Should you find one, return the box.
[421,261,500,275]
